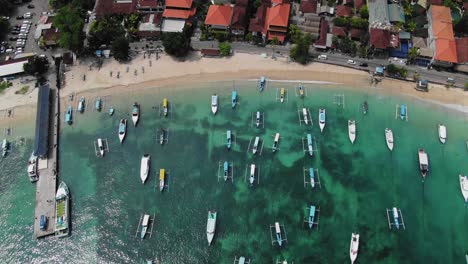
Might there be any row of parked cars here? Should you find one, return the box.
[1,19,32,55]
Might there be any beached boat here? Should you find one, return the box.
[309,168,315,188]
[163,98,168,116]
[307,134,313,156]
[2,139,8,157]
[54,181,70,237]
[459,175,468,203]
[95,97,102,111]
[141,214,150,239]
[308,205,316,229]
[65,106,73,125]
[400,104,407,120]
[226,130,232,150]
[392,207,401,230]
[231,91,237,108]
[350,233,360,264]
[385,128,394,151]
[27,152,38,182]
[348,120,356,144]
[362,101,368,115]
[298,84,304,97]
[109,107,114,116]
[97,138,104,156]
[255,111,261,128]
[223,161,229,182]
[78,97,85,113]
[211,94,218,114]
[159,128,165,145]
[132,102,140,126]
[140,154,150,184]
[438,124,447,144]
[272,133,280,152]
[249,164,255,186]
[159,169,165,192]
[252,136,260,154]
[319,109,326,132]
[302,108,308,125]
[418,149,429,179]
[259,77,266,92]
[118,119,127,143]
[280,88,285,103]
[206,210,217,245]
[275,222,283,247]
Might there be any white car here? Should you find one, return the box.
[347,59,356,65]
[318,54,328,60]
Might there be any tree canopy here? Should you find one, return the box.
[290,34,312,65]
[219,42,231,56]
[359,5,368,19]
[161,26,192,58]
[23,56,50,76]
[454,14,468,37]
[289,24,303,44]
[88,16,126,50]
[111,36,130,62]
[53,5,85,52]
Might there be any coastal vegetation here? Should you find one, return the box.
[0,81,12,93]
[290,33,312,65]
[386,64,408,78]
[162,26,192,58]
[53,5,85,52]
[219,42,231,56]
[15,86,29,95]
[23,56,49,76]
[111,36,130,62]
[88,16,126,51]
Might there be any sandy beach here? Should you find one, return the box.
[1,52,467,127]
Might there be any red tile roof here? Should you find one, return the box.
[163,8,195,19]
[314,19,329,47]
[456,38,468,63]
[332,26,347,36]
[231,5,247,30]
[370,28,391,49]
[249,3,267,32]
[336,5,352,17]
[95,0,136,17]
[350,28,364,39]
[138,0,158,7]
[166,0,193,8]
[435,39,458,63]
[205,5,233,27]
[265,3,290,28]
[268,31,286,42]
[430,0,443,5]
[299,0,317,14]
[354,0,365,10]
[430,6,458,63]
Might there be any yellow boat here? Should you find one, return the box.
[163,98,168,116]
[159,169,165,192]
[280,88,285,103]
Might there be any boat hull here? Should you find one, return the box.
[438,125,446,144]
[140,155,150,184]
[385,129,394,151]
[348,121,356,144]
[350,233,360,264]
[206,211,217,245]
[460,175,468,202]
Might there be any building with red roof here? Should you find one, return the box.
[299,0,317,14]
[249,0,291,43]
[354,0,365,10]
[427,5,458,65]
[336,5,352,17]
[332,26,347,37]
[313,19,329,49]
[369,28,392,49]
[455,38,468,63]
[205,5,233,29]
[95,0,137,17]
[350,28,364,40]
[162,0,196,32]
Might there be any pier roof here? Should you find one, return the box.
[34,84,50,157]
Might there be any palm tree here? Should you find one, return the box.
[406,21,417,32]
[408,47,419,64]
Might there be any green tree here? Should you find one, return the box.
[350,17,369,29]
[464,82,468,91]
[88,16,126,50]
[443,0,457,9]
[23,56,50,76]
[403,3,415,18]
[162,26,192,57]
[271,37,280,45]
[246,32,253,42]
[333,17,349,27]
[219,42,231,56]
[408,47,419,64]
[53,5,85,52]
[290,34,312,65]
[289,24,303,44]
[0,18,9,41]
[359,5,368,19]
[405,21,417,32]
[454,14,468,37]
[111,36,130,62]
[254,0,262,8]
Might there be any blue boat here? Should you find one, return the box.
[226,130,232,150]
[392,207,400,229]
[223,161,229,181]
[309,205,316,229]
[309,168,315,188]
[275,222,283,247]
[65,106,73,125]
[109,107,114,116]
[259,77,266,92]
[400,105,407,120]
[231,90,237,108]
[307,134,313,156]
[39,215,47,231]
[95,98,102,111]
[78,97,85,113]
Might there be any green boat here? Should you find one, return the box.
[54,181,70,238]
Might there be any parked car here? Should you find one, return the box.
[447,77,455,83]
[16,16,23,20]
[18,34,27,39]
[23,21,31,25]
[359,62,368,67]
[318,54,328,60]
[11,31,19,35]
[9,37,18,41]
[347,59,356,65]
[5,48,13,53]
[27,4,35,8]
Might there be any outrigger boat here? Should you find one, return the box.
[275,222,283,247]
[159,169,166,192]
[97,138,104,156]
[308,205,316,229]
[163,98,168,116]
[108,107,114,116]
[140,154,150,184]
[309,168,315,188]
[249,164,255,186]
[118,119,127,143]
[231,91,237,108]
[223,161,229,182]
[298,84,304,97]
[78,97,85,113]
[307,134,313,156]
[95,97,102,111]
[54,181,70,237]
[348,120,356,144]
[459,175,468,203]
[302,108,308,125]
[400,104,407,120]
[206,210,217,245]
[132,102,140,126]
[438,124,447,144]
[350,233,360,264]
[418,149,429,179]
[385,128,394,151]
[159,128,165,145]
[272,133,280,152]
[226,130,232,150]
[27,152,38,182]
[362,101,368,115]
[2,139,8,157]
[255,111,261,128]
[280,88,285,103]
[392,207,401,230]
[65,106,73,125]
[319,108,326,132]
[259,77,266,92]
[211,94,218,114]
[252,136,260,154]
[140,214,150,239]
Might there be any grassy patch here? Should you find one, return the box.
[0,81,13,93]
[15,86,29,95]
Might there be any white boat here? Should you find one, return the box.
[211,94,218,115]
[27,152,38,182]
[97,138,104,156]
[255,111,261,128]
[459,175,468,203]
[140,154,150,184]
[275,222,283,247]
[350,233,360,264]
[348,120,356,144]
[249,164,255,186]
[418,149,429,179]
[252,136,260,154]
[280,88,285,103]
[319,108,326,132]
[206,210,217,245]
[159,169,166,192]
[2,139,8,157]
[132,102,140,126]
[438,124,447,144]
[141,214,150,239]
[118,119,127,143]
[272,133,280,152]
[54,181,70,237]
[385,128,394,151]
[302,108,308,125]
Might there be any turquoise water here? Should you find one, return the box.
[0,80,467,263]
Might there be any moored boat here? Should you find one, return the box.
[54,181,70,237]
[392,207,401,230]
[65,106,73,125]
[272,133,280,152]
[362,101,368,115]
[438,124,447,144]
[159,128,165,145]
[400,104,407,120]
[2,139,8,157]
[298,84,304,97]
[27,152,38,182]
[109,107,114,116]
[259,77,266,92]
[308,205,316,229]
[252,136,260,154]
[255,111,261,128]
[132,102,140,126]
[280,88,285,103]
[97,138,104,156]
[302,108,308,125]
[159,169,166,192]
[307,134,313,156]
[309,168,315,188]
[319,108,326,132]
[348,120,356,144]
[211,94,218,114]
[141,214,150,239]
[78,97,85,113]
[163,98,168,116]
[385,128,394,151]
[459,175,468,203]
[140,154,150,184]
[231,91,237,108]
[249,164,255,186]
[275,222,283,247]
[95,97,102,111]
[418,149,429,179]
[206,210,217,245]
[350,233,360,264]
[223,161,229,182]
[118,119,127,143]
[226,130,232,150]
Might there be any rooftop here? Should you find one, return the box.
[265,2,290,28]
[314,19,329,48]
[205,5,233,27]
[429,5,457,63]
[231,5,247,29]
[299,0,317,14]
[163,8,195,19]
[332,26,347,36]
[370,28,391,49]
[456,38,468,63]
[336,5,352,17]
[165,0,193,9]
[95,0,136,16]
[368,0,390,28]
[34,84,50,158]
